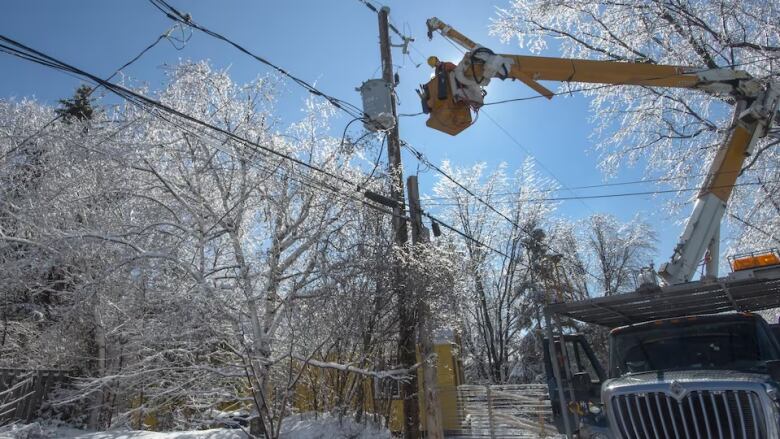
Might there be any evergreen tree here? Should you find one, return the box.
[56,84,94,124]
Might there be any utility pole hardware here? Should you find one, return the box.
[377,6,419,438]
[408,175,444,439]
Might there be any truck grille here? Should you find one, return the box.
[611,390,767,439]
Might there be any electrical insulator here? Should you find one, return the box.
[358,79,396,132]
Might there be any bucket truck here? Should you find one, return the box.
[420,18,780,439]
[420,17,779,286]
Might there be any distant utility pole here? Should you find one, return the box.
[407,175,444,439]
[377,6,418,439]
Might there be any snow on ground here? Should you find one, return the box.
[0,413,390,439]
[279,412,390,439]
[0,423,245,439]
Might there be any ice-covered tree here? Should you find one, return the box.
[0,61,403,436]
[491,0,780,258]
[430,160,562,383]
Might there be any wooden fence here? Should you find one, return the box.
[0,369,71,425]
[442,384,563,438]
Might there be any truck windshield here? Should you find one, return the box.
[609,318,780,377]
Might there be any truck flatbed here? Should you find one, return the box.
[545,265,780,327]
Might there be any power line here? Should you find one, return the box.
[728,213,780,246]
[2,26,178,161]
[0,33,516,263]
[144,1,524,262]
[0,33,362,191]
[354,0,409,42]
[0,31,409,238]
[148,0,367,121]
[421,212,512,260]
[142,1,602,274]
[480,109,595,212]
[422,180,780,205]
[400,139,601,279]
[482,84,616,106]
[422,165,780,200]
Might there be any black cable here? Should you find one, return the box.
[423,166,780,200]
[423,180,780,205]
[422,212,512,260]
[339,117,363,151]
[148,0,367,121]
[400,139,600,279]
[146,2,527,259]
[0,33,518,262]
[146,0,610,268]
[356,133,385,190]
[482,83,616,106]
[728,214,780,246]
[354,0,409,41]
[0,33,357,190]
[480,109,594,212]
[2,29,173,160]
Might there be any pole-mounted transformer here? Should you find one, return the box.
[358,79,396,132]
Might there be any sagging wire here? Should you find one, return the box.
[421,180,780,205]
[2,24,183,161]
[149,0,368,121]
[399,138,601,279]
[0,38,553,263]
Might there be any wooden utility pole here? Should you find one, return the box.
[407,176,444,439]
[377,6,418,438]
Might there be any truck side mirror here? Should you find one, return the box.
[572,371,592,399]
[767,360,780,381]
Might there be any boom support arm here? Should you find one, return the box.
[420,17,779,285]
[658,88,780,284]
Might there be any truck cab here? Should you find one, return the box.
[603,313,780,439]
[543,254,780,438]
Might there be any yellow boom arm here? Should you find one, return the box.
[420,17,779,285]
[421,17,752,136]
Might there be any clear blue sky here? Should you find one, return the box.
[0,0,698,269]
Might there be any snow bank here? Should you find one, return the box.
[279,413,390,439]
[0,423,246,439]
[0,413,390,439]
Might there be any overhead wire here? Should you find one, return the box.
[480,109,595,212]
[422,180,780,205]
[145,4,777,268]
[142,0,575,263]
[0,34,363,190]
[2,26,178,160]
[422,165,780,200]
[145,1,521,260]
[354,0,402,39]
[400,139,600,278]
[148,0,367,121]
[0,32,408,227]
[0,33,515,261]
